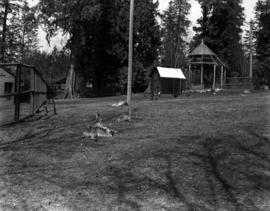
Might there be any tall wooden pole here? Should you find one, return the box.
[249,20,253,80]
[14,65,22,122]
[188,64,192,89]
[249,52,253,79]
[212,65,216,90]
[221,66,224,89]
[201,64,204,85]
[127,0,135,115]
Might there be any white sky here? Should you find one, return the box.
[28,0,258,52]
[159,0,257,27]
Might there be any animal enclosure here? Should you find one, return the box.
[0,63,49,125]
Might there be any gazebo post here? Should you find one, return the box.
[212,65,216,90]
[200,63,204,85]
[221,66,224,88]
[188,64,192,89]
[224,69,227,86]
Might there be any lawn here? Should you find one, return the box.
[0,91,269,211]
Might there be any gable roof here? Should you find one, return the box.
[189,39,227,67]
[151,67,186,79]
[0,68,15,78]
[190,39,216,56]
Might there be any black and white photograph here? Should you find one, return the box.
[0,0,269,210]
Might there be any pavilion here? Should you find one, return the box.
[188,39,227,90]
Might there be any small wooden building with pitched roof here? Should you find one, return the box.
[149,67,186,99]
[188,39,227,90]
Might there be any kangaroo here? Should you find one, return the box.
[83,113,117,140]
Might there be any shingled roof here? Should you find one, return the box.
[189,39,226,67]
[190,39,216,56]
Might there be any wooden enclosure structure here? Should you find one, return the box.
[0,63,51,123]
[188,40,227,90]
[149,67,186,99]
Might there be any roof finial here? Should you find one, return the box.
[202,38,204,44]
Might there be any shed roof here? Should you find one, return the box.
[153,67,186,79]
[190,39,216,56]
[0,68,15,78]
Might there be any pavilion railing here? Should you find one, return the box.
[0,63,49,124]
[223,77,253,90]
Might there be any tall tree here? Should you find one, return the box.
[18,1,39,62]
[254,0,270,86]
[0,0,38,62]
[0,0,9,62]
[111,0,161,93]
[38,0,101,98]
[161,0,191,68]
[243,19,256,56]
[193,0,245,74]
[39,0,160,97]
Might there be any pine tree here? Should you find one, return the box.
[0,0,38,62]
[18,1,39,62]
[243,19,256,56]
[38,0,101,98]
[193,0,245,75]
[161,0,191,68]
[254,0,270,86]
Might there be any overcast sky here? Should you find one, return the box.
[29,0,258,52]
[159,0,257,26]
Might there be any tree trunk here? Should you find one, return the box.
[64,53,76,99]
[1,0,9,62]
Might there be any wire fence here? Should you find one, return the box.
[0,63,51,125]
[224,77,253,90]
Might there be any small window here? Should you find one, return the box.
[4,82,13,94]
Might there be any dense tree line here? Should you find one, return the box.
[38,0,161,97]
[0,0,38,63]
[1,0,270,97]
[24,48,69,84]
[254,0,270,87]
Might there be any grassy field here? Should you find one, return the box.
[0,91,269,211]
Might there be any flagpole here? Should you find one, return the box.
[127,0,134,116]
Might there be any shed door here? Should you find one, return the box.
[151,72,161,96]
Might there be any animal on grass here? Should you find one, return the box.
[83,113,117,140]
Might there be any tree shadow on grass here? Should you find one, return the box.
[101,132,270,210]
[1,128,270,210]
[188,132,270,211]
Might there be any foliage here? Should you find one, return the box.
[38,0,161,97]
[193,0,245,75]
[23,48,69,84]
[0,0,38,62]
[243,19,256,56]
[161,0,191,68]
[254,0,270,86]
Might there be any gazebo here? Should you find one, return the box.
[188,39,227,90]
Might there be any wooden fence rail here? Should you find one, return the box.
[0,63,50,123]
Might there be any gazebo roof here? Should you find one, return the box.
[190,39,216,56]
[189,39,226,67]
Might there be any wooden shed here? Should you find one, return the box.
[149,67,186,99]
[0,68,15,100]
